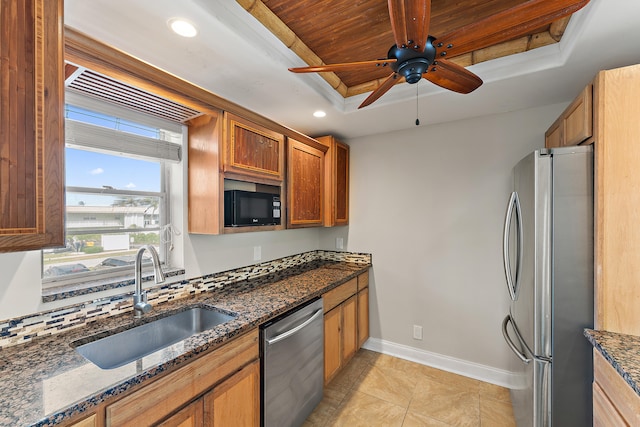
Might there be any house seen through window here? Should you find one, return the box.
[42,101,182,287]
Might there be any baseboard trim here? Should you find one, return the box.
[362,338,520,389]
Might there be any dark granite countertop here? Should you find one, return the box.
[584,329,640,397]
[0,261,369,426]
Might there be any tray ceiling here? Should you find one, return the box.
[237,0,573,98]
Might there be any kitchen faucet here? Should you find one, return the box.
[133,245,165,318]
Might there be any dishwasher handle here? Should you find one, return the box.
[266,308,323,346]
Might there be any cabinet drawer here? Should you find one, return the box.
[106,329,258,426]
[323,278,357,312]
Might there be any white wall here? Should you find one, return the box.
[319,102,567,384]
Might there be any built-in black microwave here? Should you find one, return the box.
[224,190,281,227]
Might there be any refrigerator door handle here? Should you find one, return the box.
[502,315,531,364]
[503,191,523,300]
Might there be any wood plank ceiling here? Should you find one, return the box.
[236,0,572,98]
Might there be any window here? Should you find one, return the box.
[42,95,182,288]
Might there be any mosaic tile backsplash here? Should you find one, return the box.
[0,250,370,350]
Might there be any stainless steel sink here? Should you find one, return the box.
[75,307,237,369]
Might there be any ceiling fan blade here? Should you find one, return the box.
[387,0,408,48]
[435,0,590,58]
[406,0,431,51]
[424,58,483,94]
[388,0,432,51]
[289,59,396,73]
[358,72,401,109]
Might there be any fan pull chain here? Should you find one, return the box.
[415,83,420,126]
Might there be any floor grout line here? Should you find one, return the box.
[306,348,515,427]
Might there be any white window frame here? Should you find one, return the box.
[42,94,181,289]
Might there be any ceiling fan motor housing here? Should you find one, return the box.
[388,36,436,84]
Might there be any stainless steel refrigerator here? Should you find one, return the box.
[501,145,594,427]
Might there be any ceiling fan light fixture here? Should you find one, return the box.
[168,18,197,38]
[397,58,430,84]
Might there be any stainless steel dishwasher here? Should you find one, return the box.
[261,297,324,427]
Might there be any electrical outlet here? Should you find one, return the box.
[336,237,344,250]
[413,325,423,340]
[253,246,262,261]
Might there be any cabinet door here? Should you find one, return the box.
[157,400,203,427]
[593,383,626,427]
[333,141,349,226]
[317,135,349,227]
[224,113,284,182]
[593,350,640,425]
[563,84,592,146]
[545,84,593,149]
[357,287,370,349]
[342,295,358,363]
[0,0,64,252]
[287,138,325,228]
[544,121,562,148]
[324,306,342,384]
[187,113,223,235]
[204,360,260,427]
[594,65,640,335]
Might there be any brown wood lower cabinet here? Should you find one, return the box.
[324,305,343,383]
[204,360,260,427]
[62,330,259,427]
[593,351,640,426]
[357,287,369,349]
[157,400,203,427]
[323,270,370,384]
[67,414,97,427]
[159,359,260,427]
[341,296,358,363]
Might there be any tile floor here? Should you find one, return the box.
[304,349,516,427]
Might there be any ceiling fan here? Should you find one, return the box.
[289,0,591,109]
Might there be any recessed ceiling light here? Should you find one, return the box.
[313,110,326,118]
[168,18,197,38]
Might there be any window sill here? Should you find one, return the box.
[41,267,185,303]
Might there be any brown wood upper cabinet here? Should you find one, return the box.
[223,112,285,183]
[0,0,65,252]
[187,113,223,235]
[545,84,593,148]
[317,136,349,226]
[287,138,327,228]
